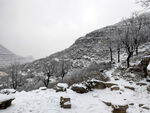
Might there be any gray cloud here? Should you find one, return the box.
[0,0,142,59]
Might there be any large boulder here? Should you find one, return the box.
[60,96,71,109]
[71,84,88,94]
[54,83,68,92]
[0,94,15,109]
[86,79,117,90]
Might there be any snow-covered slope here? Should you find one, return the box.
[1,69,150,113]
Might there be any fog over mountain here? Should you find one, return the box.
[0,0,142,59]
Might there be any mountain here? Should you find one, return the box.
[0,44,34,68]
[21,12,150,78]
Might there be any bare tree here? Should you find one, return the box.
[41,60,56,87]
[8,62,21,89]
[60,59,69,81]
[130,12,145,55]
[121,19,135,68]
[115,29,122,63]
[137,0,150,7]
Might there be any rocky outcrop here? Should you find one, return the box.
[71,84,88,94]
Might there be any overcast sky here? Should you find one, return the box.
[0,0,142,59]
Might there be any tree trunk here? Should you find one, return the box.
[109,47,113,63]
[117,48,120,63]
[127,52,133,68]
[136,46,139,56]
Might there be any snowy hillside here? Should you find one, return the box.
[0,68,150,113]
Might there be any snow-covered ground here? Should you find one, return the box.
[1,72,150,113]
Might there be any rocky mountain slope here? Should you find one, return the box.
[0,44,34,68]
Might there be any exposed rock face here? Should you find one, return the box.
[112,105,128,113]
[60,96,71,109]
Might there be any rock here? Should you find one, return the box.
[93,81,106,89]
[136,83,147,86]
[111,86,120,91]
[139,104,144,107]
[124,86,135,91]
[86,80,117,90]
[147,86,150,92]
[139,56,150,77]
[0,98,15,109]
[112,104,128,113]
[129,103,134,106]
[102,101,112,106]
[60,96,71,109]
[54,83,68,92]
[142,107,150,110]
[105,83,117,88]
[71,84,88,94]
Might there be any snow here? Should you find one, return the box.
[72,83,87,89]
[57,83,68,88]
[0,94,15,104]
[147,64,150,70]
[1,76,150,113]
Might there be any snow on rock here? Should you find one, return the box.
[57,83,68,88]
[147,64,150,71]
[39,87,47,90]
[0,89,16,95]
[0,94,15,104]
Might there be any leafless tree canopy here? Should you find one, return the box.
[8,62,21,89]
[41,60,56,87]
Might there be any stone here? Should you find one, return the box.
[112,104,128,113]
[54,83,68,92]
[0,98,14,109]
[142,107,150,110]
[136,83,147,86]
[71,84,88,94]
[102,101,112,106]
[139,104,144,107]
[129,103,134,106]
[147,86,150,92]
[60,96,71,109]
[105,83,118,88]
[111,86,120,91]
[124,86,135,91]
